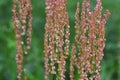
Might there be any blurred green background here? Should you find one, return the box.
[0,0,120,80]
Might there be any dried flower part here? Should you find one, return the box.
[44,0,70,80]
[71,0,110,80]
[12,0,32,79]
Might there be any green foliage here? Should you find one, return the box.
[0,0,119,80]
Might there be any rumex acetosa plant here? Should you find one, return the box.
[44,0,70,80]
[12,0,110,80]
[70,0,110,80]
[12,0,32,80]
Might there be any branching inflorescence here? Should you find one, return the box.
[70,0,110,80]
[12,0,110,79]
[12,0,32,80]
[44,0,70,80]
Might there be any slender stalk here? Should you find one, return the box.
[12,0,32,79]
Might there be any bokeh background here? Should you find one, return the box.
[0,0,120,80]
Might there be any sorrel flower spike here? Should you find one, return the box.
[12,0,32,79]
[44,0,70,80]
[71,0,110,80]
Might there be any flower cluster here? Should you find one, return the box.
[70,0,110,80]
[44,0,70,80]
[12,0,32,79]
